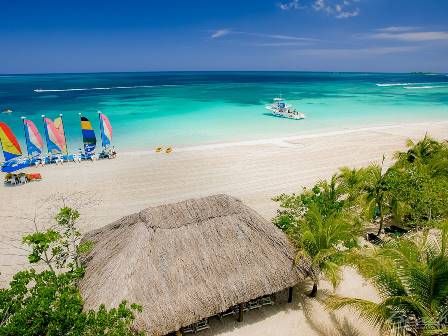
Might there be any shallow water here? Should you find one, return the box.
[0,71,447,152]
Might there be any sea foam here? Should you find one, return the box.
[33,85,157,93]
[404,86,446,90]
[376,82,447,87]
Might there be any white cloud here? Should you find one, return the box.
[257,33,316,41]
[278,0,304,10]
[314,0,360,18]
[377,26,419,33]
[371,31,448,42]
[335,8,359,18]
[295,45,419,57]
[211,29,231,39]
[252,41,312,47]
[210,29,317,42]
[279,0,361,19]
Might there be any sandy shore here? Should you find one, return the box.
[1,120,448,335]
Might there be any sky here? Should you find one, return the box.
[1,0,447,73]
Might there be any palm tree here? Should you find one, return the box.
[395,135,448,178]
[338,166,367,208]
[327,223,448,336]
[292,203,360,297]
[364,158,390,235]
[309,174,346,218]
[396,135,442,165]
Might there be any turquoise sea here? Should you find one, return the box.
[1,72,448,152]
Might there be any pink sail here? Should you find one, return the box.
[44,117,65,154]
[53,117,68,154]
[24,119,44,156]
[99,113,112,147]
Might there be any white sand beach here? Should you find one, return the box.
[1,120,448,335]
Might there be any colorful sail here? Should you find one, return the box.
[80,116,96,154]
[99,113,112,148]
[0,122,22,161]
[23,119,44,157]
[53,117,68,154]
[43,117,65,154]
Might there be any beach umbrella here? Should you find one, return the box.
[1,157,31,173]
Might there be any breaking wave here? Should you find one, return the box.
[33,84,178,93]
[404,86,446,90]
[376,82,447,87]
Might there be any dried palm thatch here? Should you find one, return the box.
[79,194,309,335]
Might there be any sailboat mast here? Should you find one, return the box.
[98,111,104,149]
[79,113,84,153]
[41,115,51,156]
[21,117,31,158]
[59,114,69,154]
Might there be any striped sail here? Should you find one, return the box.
[0,122,22,161]
[81,116,96,154]
[24,119,44,157]
[53,117,68,154]
[43,117,64,154]
[99,113,112,148]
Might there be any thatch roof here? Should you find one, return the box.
[79,194,309,335]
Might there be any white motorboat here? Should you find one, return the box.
[265,98,305,120]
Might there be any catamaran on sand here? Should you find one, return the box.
[266,98,305,120]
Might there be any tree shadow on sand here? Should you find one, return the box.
[297,282,363,336]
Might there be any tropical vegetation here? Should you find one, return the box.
[274,135,448,335]
[0,207,144,336]
[328,222,448,336]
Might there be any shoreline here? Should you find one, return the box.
[121,119,448,155]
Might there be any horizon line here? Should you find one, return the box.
[1,70,446,76]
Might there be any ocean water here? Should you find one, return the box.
[0,71,448,152]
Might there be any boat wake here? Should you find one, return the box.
[376,83,415,87]
[33,84,178,93]
[404,86,446,90]
[376,82,447,87]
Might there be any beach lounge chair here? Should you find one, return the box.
[27,173,42,181]
[194,319,209,332]
[246,299,262,311]
[218,306,238,320]
[181,319,210,334]
[10,175,17,185]
[384,225,408,236]
[259,295,274,306]
[367,233,383,245]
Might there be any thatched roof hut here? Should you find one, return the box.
[79,194,309,335]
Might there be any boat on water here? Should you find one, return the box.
[265,98,305,120]
[2,108,13,114]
